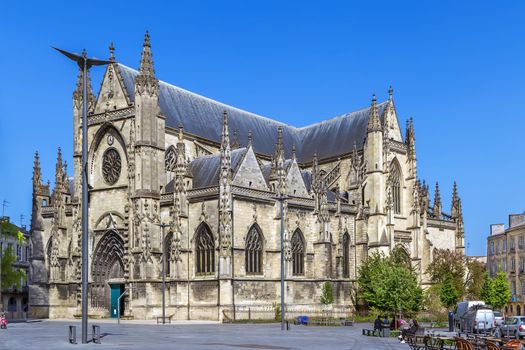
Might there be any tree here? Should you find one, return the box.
[320,281,334,305]
[440,274,461,309]
[480,273,494,306]
[491,272,512,310]
[465,259,487,299]
[358,252,423,316]
[1,245,26,290]
[426,249,466,297]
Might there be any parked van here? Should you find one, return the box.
[455,301,485,329]
[459,307,495,334]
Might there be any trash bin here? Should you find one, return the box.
[382,326,390,338]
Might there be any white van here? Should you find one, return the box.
[460,307,495,334]
[455,301,485,329]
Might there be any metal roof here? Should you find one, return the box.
[118,64,387,162]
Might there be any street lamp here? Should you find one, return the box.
[155,222,170,325]
[54,47,113,344]
[275,193,289,331]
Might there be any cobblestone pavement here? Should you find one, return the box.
[0,320,412,349]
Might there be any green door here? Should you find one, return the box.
[110,284,122,318]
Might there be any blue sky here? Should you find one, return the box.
[1,1,524,256]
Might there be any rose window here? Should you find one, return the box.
[102,148,121,185]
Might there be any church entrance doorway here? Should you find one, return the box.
[91,230,126,316]
[109,283,125,318]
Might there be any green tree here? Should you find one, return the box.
[358,252,423,316]
[465,259,487,299]
[491,272,512,309]
[426,248,466,298]
[439,274,461,309]
[480,273,494,306]
[1,245,26,290]
[320,281,334,305]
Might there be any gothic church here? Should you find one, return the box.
[29,33,465,320]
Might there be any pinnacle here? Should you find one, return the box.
[109,42,115,61]
[388,86,393,100]
[367,93,382,132]
[139,31,155,77]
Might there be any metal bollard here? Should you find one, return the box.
[286,321,290,330]
[69,325,77,344]
[92,324,101,344]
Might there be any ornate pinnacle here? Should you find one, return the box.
[178,124,184,142]
[231,129,240,149]
[433,181,442,217]
[139,31,155,77]
[367,94,382,132]
[33,150,42,188]
[73,65,95,111]
[292,143,296,160]
[388,86,393,100]
[109,42,115,62]
[221,110,230,151]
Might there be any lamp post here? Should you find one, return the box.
[275,193,288,331]
[54,47,113,344]
[155,222,170,324]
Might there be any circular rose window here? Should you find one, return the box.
[102,148,121,185]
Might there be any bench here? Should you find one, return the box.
[156,314,174,324]
[405,334,426,350]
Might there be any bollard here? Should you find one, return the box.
[286,321,290,330]
[92,324,101,344]
[69,325,77,344]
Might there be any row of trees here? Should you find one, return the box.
[0,218,27,291]
[357,247,512,318]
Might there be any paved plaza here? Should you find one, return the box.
[0,320,412,349]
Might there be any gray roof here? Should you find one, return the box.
[118,64,387,162]
[188,148,247,189]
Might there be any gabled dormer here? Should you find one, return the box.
[93,44,133,114]
[232,145,267,191]
[382,86,403,143]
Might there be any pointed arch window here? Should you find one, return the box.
[245,225,263,274]
[165,146,177,172]
[195,224,215,274]
[390,161,402,214]
[291,230,305,276]
[342,232,350,278]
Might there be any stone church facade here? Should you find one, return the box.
[29,33,465,320]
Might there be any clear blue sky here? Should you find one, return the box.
[1,1,524,256]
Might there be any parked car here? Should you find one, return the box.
[493,311,504,327]
[496,316,525,339]
[459,307,495,334]
[455,301,486,330]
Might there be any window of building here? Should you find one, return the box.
[521,281,525,295]
[503,258,507,272]
[490,241,495,255]
[512,281,517,295]
[512,257,516,272]
[25,247,29,262]
[504,240,507,252]
[389,162,401,214]
[195,224,215,274]
[16,245,22,261]
[520,236,525,249]
[510,238,516,251]
[291,230,305,276]
[342,232,350,278]
[165,146,177,172]
[497,241,501,254]
[245,225,263,274]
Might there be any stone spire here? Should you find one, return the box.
[33,151,42,190]
[388,85,393,101]
[367,94,382,133]
[292,143,296,161]
[135,31,159,96]
[55,147,64,187]
[451,181,459,218]
[273,127,284,167]
[433,181,442,218]
[219,110,233,258]
[231,129,240,149]
[139,31,154,77]
[405,118,416,178]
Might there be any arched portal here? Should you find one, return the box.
[91,230,125,313]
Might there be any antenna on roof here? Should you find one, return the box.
[2,199,9,218]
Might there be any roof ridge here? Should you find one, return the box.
[117,63,387,132]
